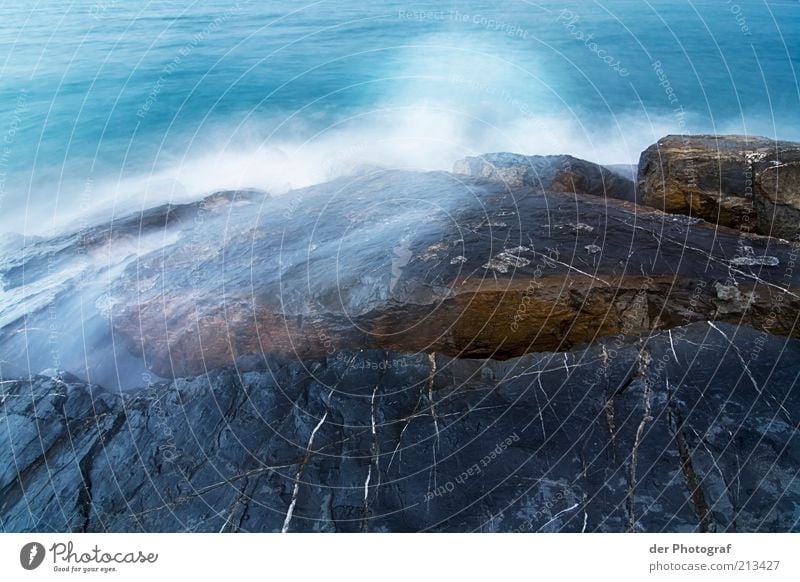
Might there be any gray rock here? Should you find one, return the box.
[1,322,798,532]
[453,153,637,202]
[2,143,800,534]
[101,170,800,378]
[4,168,800,382]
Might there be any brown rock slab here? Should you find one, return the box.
[107,169,800,377]
[638,134,800,238]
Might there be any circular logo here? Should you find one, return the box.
[19,542,46,570]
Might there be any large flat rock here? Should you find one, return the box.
[107,169,800,377]
[1,322,798,532]
[3,166,800,383]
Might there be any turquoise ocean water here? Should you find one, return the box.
[0,0,798,233]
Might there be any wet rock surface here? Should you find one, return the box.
[6,167,799,382]
[1,323,798,532]
[1,137,799,533]
[638,134,800,238]
[453,153,637,202]
[108,169,800,378]
[0,190,266,389]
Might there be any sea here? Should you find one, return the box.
[0,0,798,234]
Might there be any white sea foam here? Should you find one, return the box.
[0,33,784,236]
[30,107,680,235]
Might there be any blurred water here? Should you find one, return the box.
[0,0,798,233]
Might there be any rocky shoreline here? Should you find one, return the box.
[1,135,799,532]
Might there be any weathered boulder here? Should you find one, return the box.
[453,153,637,202]
[638,134,800,238]
[107,169,800,378]
[1,322,798,532]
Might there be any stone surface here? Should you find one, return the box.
[638,134,800,238]
[603,163,638,183]
[107,169,800,378]
[453,153,637,202]
[2,140,799,533]
[1,322,798,532]
[0,189,266,389]
[4,168,800,381]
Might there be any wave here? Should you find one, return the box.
[3,31,794,236]
[10,105,691,237]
